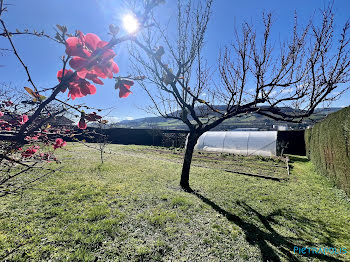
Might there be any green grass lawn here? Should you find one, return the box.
[0,143,349,261]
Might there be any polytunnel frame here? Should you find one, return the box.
[193,131,278,157]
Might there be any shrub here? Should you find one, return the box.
[305,106,350,195]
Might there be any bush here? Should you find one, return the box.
[305,106,350,195]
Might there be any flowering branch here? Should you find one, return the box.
[0,0,165,197]
[0,30,61,43]
[0,19,39,92]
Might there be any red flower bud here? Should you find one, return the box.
[78,118,87,129]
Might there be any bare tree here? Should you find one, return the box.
[130,0,350,191]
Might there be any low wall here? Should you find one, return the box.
[75,128,189,148]
[0,127,306,154]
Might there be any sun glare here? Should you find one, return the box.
[123,14,139,33]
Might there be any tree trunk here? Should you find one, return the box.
[180,132,199,190]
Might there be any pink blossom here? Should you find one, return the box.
[53,138,67,150]
[19,114,29,125]
[21,146,40,158]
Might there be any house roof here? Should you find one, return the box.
[0,112,74,126]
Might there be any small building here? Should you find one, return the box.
[45,116,74,127]
[233,128,259,131]
[272,125,289,131]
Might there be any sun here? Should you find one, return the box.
[123,14,139,34]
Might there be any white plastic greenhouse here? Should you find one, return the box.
[194,131,278,156]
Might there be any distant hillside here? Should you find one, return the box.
[114,106,343,130]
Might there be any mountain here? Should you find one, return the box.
[114,106,343,130]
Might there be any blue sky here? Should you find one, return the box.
[1,0,349,122]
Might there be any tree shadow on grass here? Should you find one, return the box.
[288,155,310,163]
[189,189,343,262]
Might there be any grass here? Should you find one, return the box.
[0,143,349,261]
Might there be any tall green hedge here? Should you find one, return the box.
[305,106,350,195]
